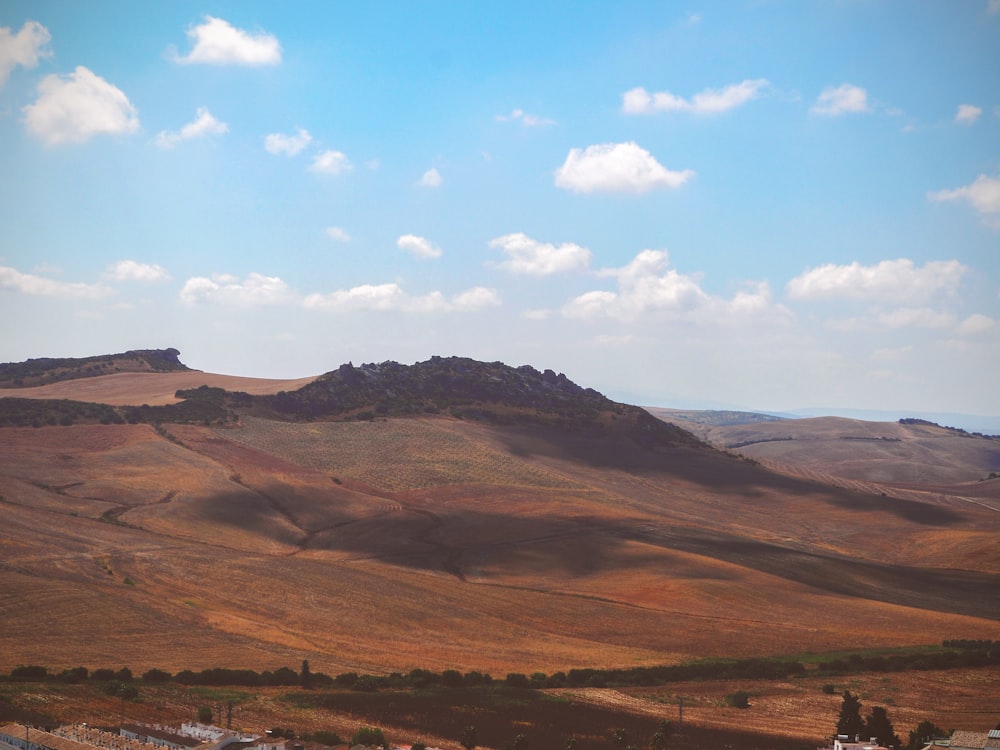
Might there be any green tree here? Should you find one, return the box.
[198,706,213,724]
[142,668,171,684]
[836,691,865,740]
[565,739,578,750]
[510,734,528,750]
[650,720,673,750]
[301,659,312,690]
[351,727,387,749]
[906,721,946,750]
[864,706,901,750]
[461,725,478,750]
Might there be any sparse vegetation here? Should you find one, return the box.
[0,349,188,387]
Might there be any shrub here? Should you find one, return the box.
[351,726,387,749]
[10,665,49,681]
[305,731,341,746]
[725,691,751,709]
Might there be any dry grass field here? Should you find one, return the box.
[648,409,1000,487]
[2,371,999,746]
[0,371,318,406]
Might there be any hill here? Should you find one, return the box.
[1,350,999,746]
[0,348,190,387]
[648,409,1000,486]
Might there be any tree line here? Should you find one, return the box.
[4,641,997,691]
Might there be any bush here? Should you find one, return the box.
[10,665,49,681]
[823,683,836,694]
[351,726,387,749]
[725,691,750,709]
[304,731,341,746]
[505,672,530,688]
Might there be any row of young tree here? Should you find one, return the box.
[835,691,950,750]
[5,641,998,692]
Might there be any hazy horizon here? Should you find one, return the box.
[2,2,998,416]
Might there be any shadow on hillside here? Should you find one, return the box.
[197,489,1000,621]
[493,425,964,526]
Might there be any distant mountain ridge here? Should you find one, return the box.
[0,351,701,449]
[261,355,700,448]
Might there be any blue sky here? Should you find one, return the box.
[1,1,998,417]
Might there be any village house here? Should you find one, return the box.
[818,735,891,750]
[949,729,1000,750]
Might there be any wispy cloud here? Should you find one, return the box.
[622,79,768,115]
[170,16,281,66]
[495,108,556,126]
[810,83,869,115]
[928,174,1000,226]
[488,233,591,275]
[955,104,982,125]
[0,265,112,299]
[416,167,442,188]
[310,150,352,175]
[0,20,51,88]
[397,234,443,259]
[265,128,312,156]
[303,283,499,313]
[154,107,228,149]
[956,313,995,335]
[324,226,351,242]
[554,142,694,194]
[23,66,139,146]
[105,260,171,282]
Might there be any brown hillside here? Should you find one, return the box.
[649,411,1000,486]
[1,412,998,678]
[0,371,318,406]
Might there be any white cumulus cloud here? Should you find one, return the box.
[179,272,292,307]
[562,250,709,320]
[955,104,982,125]
[488,233,592,275]
[554,141,694,194]
[171,16,281,66]
[22,66,139,146]
[811,83,869,115]
[928,174,1000,225]
[397,234,443,259]
[0,265,112,299]
[106,260,170,282]
[786,259,966,303]
[416,167,442,188]
[153,107,228,149]
[0,20,51,88]
[265,128,312,156]
[303,283,496,313]
[622,79,768,115]
[310,150,352,175]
